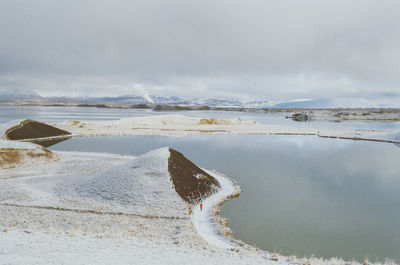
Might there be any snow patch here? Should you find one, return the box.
[0,139,39,150]
[194,174,202,180]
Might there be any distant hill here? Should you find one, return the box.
[271,98,400,109]
[1,90,399,109]
[0,89,42,102]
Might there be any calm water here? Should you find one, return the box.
[50,135,400,262]
[1,105,400,131]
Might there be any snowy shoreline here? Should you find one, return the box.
[2,114,399,145]
[51,114,399,144]
[192,170,237,250]
[1,115,399,264]
[0,144,272,264]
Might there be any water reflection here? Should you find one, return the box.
[50,135,400,262]
[31,136,72,147]
[1,105,400,131]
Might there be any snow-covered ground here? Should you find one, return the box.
[1,145,268,264]
[0,148,189,218]
[1,141,377,265]
[1,115,399,264]
[0,139,59,170]
[0,139,39,149]
[0,230,274,265]
[49,114,400,144]
[192,170,237,249]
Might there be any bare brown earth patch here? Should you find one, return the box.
[5,120,71,140]
[0,146,57,168]
[168,148,220,204]
[0,148,23,166]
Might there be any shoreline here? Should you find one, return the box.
[1,116,400,264]
[12,131,400,147]
[2,114,400,146]
[198,170,399,265]
[191,170,238,250]
[1,148,396,265]
[52,115,400,145]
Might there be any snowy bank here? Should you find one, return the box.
[1,143,376,265]
[0,140,58,169]
[1,124,398,264]
[192,170,238,249]
[2,115,399,145]
[49,114,400,144]
[0,142,272,264]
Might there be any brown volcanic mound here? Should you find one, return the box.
[5,120,71,141]
[168,148,220,204]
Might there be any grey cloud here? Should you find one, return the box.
[0,0,399,100]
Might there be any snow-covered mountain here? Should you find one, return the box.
[0,88,42,102]
[272,98,400,109]
[51,95,271,108]
[1,90,399,109]
[74,96,400,109]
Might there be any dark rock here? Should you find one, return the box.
[291,113,309,122]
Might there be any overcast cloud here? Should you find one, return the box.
[0,0,399,100]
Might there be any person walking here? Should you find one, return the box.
[200,203,203,211]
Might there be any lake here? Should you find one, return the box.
[50,134,400,263]
[1,105,400,131]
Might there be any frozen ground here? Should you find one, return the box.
[50,114,400,144]
[1,142,381,265]
[1,145,264,264]
[0,140,59,169]
[192,169,237,249]
[299,109,400,122]
[0,230,274,265]
[0,139,39,149]
[1,115,399,264]
[0,148,189,218]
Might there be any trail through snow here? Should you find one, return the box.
[192,169,236,249]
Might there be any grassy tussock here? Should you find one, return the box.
[199,118,232,125]
[70,120,86,127]
[70,120,80,126]
[223,226,232,236]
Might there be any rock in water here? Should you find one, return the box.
[291,113,309,122]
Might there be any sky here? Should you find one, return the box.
[0,0,399,101]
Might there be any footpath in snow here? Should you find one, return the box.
[192,170,237,249]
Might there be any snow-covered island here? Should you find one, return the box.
[1,115,399,265]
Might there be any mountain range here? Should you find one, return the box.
[1,89,399,109]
